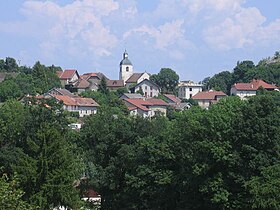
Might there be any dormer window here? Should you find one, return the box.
[126,67,129,72]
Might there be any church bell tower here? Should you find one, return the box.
[119,50,133,82]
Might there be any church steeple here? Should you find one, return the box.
[119,50,133,82]
[123,50,128,59]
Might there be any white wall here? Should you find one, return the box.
[135,81,159,98]
[231,87,256,99]
[120,64,133,82]
[178,85,203,99]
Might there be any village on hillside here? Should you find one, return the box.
[0,51,280,209]
[32,50,278,120]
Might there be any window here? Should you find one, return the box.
[189,94,192,98]
[189,88,192,91]
[150,92,153,97]
[145,92,147,97]
[126,67,129,72]
[145,86,147,90]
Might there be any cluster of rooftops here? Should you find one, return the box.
[22,51,279,117]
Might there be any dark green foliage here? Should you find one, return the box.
[116,87,129,96]
[206,71,233,94]
[0,173,37,210]
[0,100,83,209]
[0,53,280,210]
[0,57,19,72]
[0,78,22,102]
[98,76,109,94]
[0,58,61,102]
[246,164,280,210]
[204,51,280,93]
[31,62,61,94]
[151,68,179,94]
[80,93,280,210]
[81,90,128,115]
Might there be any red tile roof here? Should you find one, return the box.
[124,98,168,111]
[232,79,278,91]
[251,79,278,89]
[107,80,124,87]
[146,98,169,106]
[192,91,227,100]
[51,94,99,107]
[52,95,77,106]
[83,189,100,198]
[124,99,152,111]
[75,97,99,107]
[82,72,109,80]
[60,69,78,80]
[163,94,181,104]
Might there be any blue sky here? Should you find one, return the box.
[0,0,279,82]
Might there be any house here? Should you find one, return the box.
[123,98,152,118]
[174,102,192,111]
[59,69,79,87]
[47,88,75,97]
[82,72,108,83]
[125,72,150,88]
[49,94,99,117]
[163,94,181,105]
[81,189,101,204]
[146,98,169,116]
[130,79,160,98]
[192,90,227,109]
[123,98,168,117]
[73,79,92,93]
[230,79,278,99]
[45,88,99,117]
[162,94,192,111]
[107,80,125,91]
[120,93,144,100]
[178,81,203,99]
[72,72,109,93]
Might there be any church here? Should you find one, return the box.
[119,50,150,88]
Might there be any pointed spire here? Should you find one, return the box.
[123,50,128,59]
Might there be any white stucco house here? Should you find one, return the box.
[130,79,160,98]
[123,98,168,117]
[45,88,99,117]
[178,81,204,99]
[192,90,227,109]
[58,69,80,87]
[49,94,99,117]
[125,72,150,88]
[230,79,278,99]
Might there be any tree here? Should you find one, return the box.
[151,68,179,94]
[207,71,232,94]
[4,57,19,72]
[232,60,255,83]
[0,79,22,102]
[31,61,61,94]
[0,101,83,209]
[0,173,36,210]
[246,164,280,210]
[98,76,109,94]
